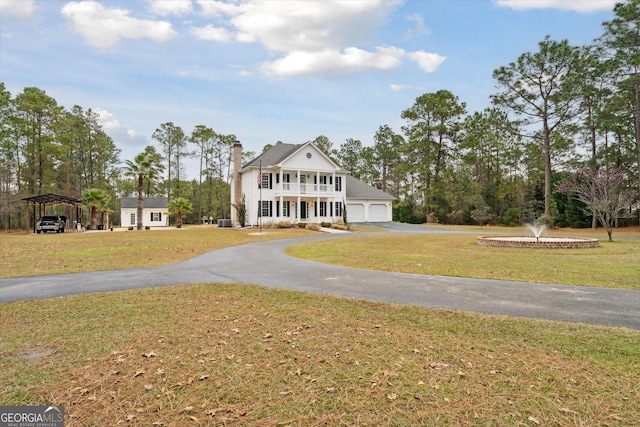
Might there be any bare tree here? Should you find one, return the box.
[556,167,637,241]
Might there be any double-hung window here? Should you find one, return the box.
[261,201,272,217]
[319,201,327,217]
[261,173,270,189]
[151,212,162,222]
[335,202,343,217]
[335,176,342,192]
[130,213,136,225]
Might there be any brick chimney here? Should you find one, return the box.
[232,141,242,223]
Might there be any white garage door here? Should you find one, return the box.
[347,204,365,222]
[368,204,387,222]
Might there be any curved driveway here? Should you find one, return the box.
[1,223,639,330]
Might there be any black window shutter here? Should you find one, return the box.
[276,174,280,184]
[269,173,273,189]
[159,212,162,221]
[276,200,280,217]
[269,201,273,217]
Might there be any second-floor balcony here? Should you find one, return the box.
[276,183,337,196]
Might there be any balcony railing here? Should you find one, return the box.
[277,183,337,195]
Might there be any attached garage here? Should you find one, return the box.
[345,176,394,223]
[368,204,388,222]
[346,203,365,222]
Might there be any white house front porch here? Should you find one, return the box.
[258,196,345,224]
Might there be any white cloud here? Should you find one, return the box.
[0,0,36,18]
[191,24,232,42]
[95,108,123,130]
[494,0,617,13]
[196,0,241,17]
[261,46,406,78]
[390,83,411,91]
[192,1,446,78]
[147,0,193,16]
[408,51,446,73]
[228,0,402,52]
[405,13,431,38]
[61,1,177,49]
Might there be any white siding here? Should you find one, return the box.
[282,146,337,171]
[121,208,168,227]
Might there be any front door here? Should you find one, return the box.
[300,201,308,220]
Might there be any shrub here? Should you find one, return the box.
[330,223,349,231]
[307,224,320,231]
[321,222,331,228]
[277,221,292,228]
[298,222,307,228]
[499,207,520,226]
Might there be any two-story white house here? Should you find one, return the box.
[231,141,393,226]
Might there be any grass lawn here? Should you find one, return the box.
[1,224,639,425]
[0,226,310,278]
[2,284,638,426]
[286,226,640,290]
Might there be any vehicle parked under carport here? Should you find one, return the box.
[36,216,66,233]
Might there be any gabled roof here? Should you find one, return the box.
[243,143,301,169]
[346,176,395,200]
[241,141,346,172]
[120,197,168,209]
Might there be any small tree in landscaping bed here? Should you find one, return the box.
[232,194,247,227]
[557,167,637,241]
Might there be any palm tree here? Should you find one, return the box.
[81,188,110,230]
[169,197,193,228]
[123,150,163,230]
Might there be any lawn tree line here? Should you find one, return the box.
[0,0,637,230]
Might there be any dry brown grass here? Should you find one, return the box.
[0,226,310,278]
[2,284,638,426]
[286,229,640,290]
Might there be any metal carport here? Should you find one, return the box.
[22,193,82,234]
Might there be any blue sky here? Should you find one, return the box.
[0,0,618,175]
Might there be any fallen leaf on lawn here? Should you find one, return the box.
[429,362,450,370]
[279,390,292,396]
[143,351,156,358]
[133,370,145,377]
[199,375,209,381]
[144,384,153,390]
[528,416,540,424]
[179,406,194,413]
[387,393,398,401]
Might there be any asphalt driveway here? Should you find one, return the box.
[1,224,639,330]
